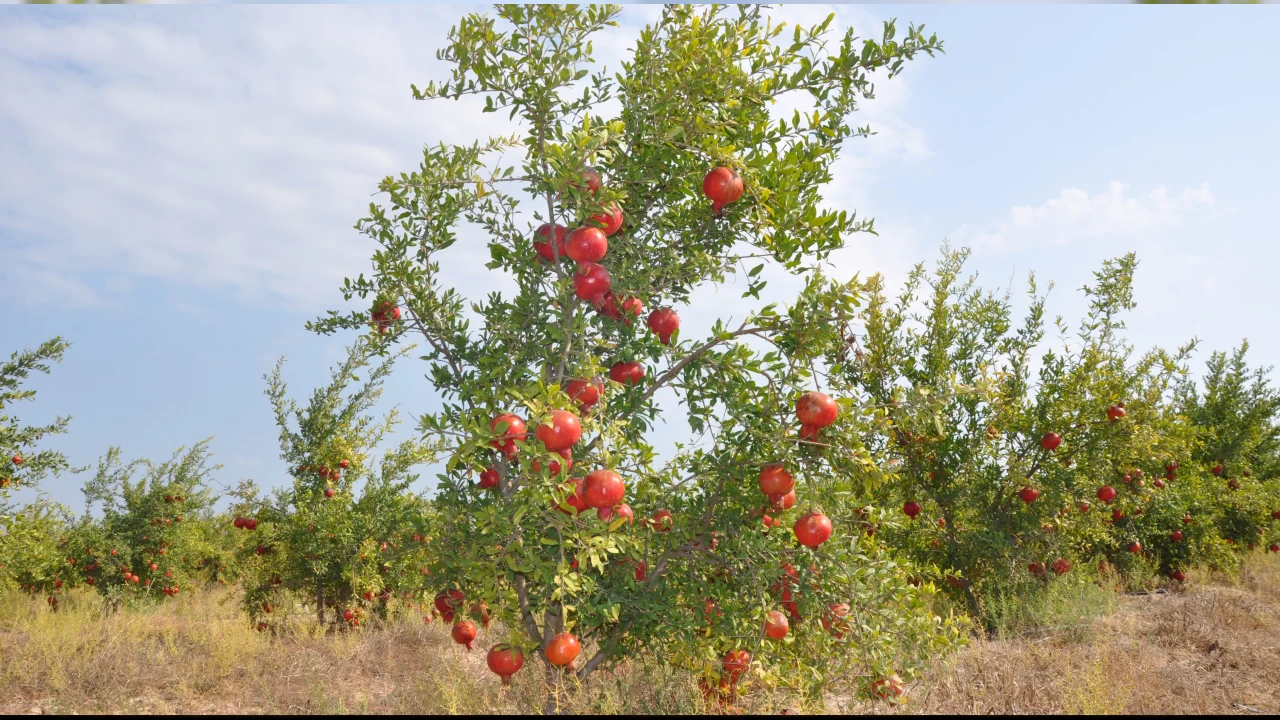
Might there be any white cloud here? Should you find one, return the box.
[954,181,1215,256]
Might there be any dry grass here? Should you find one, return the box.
[3,553,1278,715]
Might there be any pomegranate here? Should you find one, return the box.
[588,202,624,236]
[758,465,794,496]
[565,226,608,263]
[1052,558,1071,576]
[565,378,603,409]
[489,413,527,458]
[451,620,478,651]
[572,262,612,303]
[578,166,602,195]
[434,589,464,618]
[609,361,645,385]
[647,308,680,345]
[821,603,850,638]
[649,509,673,533]
[1040,432,1062,451]
[233,517,246,529]
[487,644,525,685]
[1211,463,1224,476]
[702,166,744,214]
[796,391,838,428]
[597,502,633,524]
[722,649,751,681]
[769,490,797,511]
[1107,405,1126,421]
[1019,486,1039,505]
[1127,541,1142,554]
[478,467,500,490]
[1096,485,1117,503]
[1170,530,1183,542]
[794,512,833,548]
[871,674,905,700]
[536,409,582,452]
[1170,570,1186,582]
[903,501,922,519]
[532,449,573,477]
[619,297,644,323]
[533,223,569,262]
[583,469,625,509]
[633,559,649,582]
[764,610,789,639]
[545,632,581,666]
[558,478,590,515]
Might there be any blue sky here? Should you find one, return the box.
[3,4,1278,513]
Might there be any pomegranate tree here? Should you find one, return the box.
[307,4,949,710]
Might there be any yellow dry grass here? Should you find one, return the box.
[2,552,1278,715]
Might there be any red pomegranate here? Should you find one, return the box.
[565,378,603,409]
[558,478,590,515]
[794,512,833,548]
[1096,485,1117,503]
[597,502,634,524]
[545,632,581,666]
[533,223,568,262]
[758,465,794,496]
[565,226,608,263]
[1040,432,1062,451]
[478,467,500,490]
[770,489,797,511]
[821,603,851,638]
[588,202,624,236]
[572,262,612,303]
[609,361,645,386]
[796,391,838,428]
[1052,558,1071,576]
[451,620,478,650]
[583,469,625,509]
[1019,486,1039,505]
[647,308,680,345]
[1107,405,1127,421]
[1127,541,1142,554]
[487,644,525,685]
[536,410,582,452]
[903,501,922,519]
[489,413,527,458]
[764,610,789,639]
[702,166,744,214]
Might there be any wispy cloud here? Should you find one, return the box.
[953,181,1215,255]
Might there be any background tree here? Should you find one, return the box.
[310,4,958,710]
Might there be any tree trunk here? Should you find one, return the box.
[542,660,565,715]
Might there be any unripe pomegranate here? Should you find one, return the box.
[573,262,612,303]
[796,391,838,428]
[545,632,581,666]
[647,308,680,345]
[536,410,582,452]
[583,469,625,509]
[451,620,478,651]
[794,512,833,548]
[487,644,525,685]
[758,465,794,496]
[609,361,645,386]
[702,166,744,214]
[565,226,608,263]
[534,223,569,262]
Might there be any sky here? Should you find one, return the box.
[3,4,1278,514]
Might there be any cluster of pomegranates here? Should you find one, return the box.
[232,516,259,531]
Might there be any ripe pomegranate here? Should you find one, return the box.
[573,262,612,303]
[1040,432,1062,451]
[1079,502,1091,513]
[489,413,527,458]
[532,449,573,477]
[342,609,355,622]
[1112,509,1125,522]
[565,226,608,263]
[12,454,22,465]
[1269,544,1279,553]
[487,644,525,685]
[557,477,590,515]
[647,308,680,345]
[794,512,833,548]
[578,166,602,195]
[1028,561,1045,575]
[702,166,744,214]
[233,517,246,529]
[764,610,790,639]
[1153,478,1165,489]
[1127,541,1142,554]
[758,465,794,496]
[1211,463,1224,476]
[545,632,581,666]
[649,509,674,533]
[633,559,649,581]
[903,501,922,519]
[533,223,569,262]
[1052,558,1071,576]
[619,297,644,323]
[339,459,350,469]
[583,469,625,509]
[1170,570,1186,582]
[434,589,464,618]
[871,674,905,700]
[536,409,582,452]
[597,502,633,524]
[1096,485,1117,503]
[324,487,337,498]
[1272,510,1280,520]
[1228,479,1240,490]
[478,467,500,490]
[588,202,624,236]
[1019,486,1039,505]
[796,391,838,428]
[609,361,645,386]
[565,378,603,409]
[1183,514,1193,524]
[1107,405,1127,421]
[451,620,478,651]
[821,603,851,638]
[722,649,751,681]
